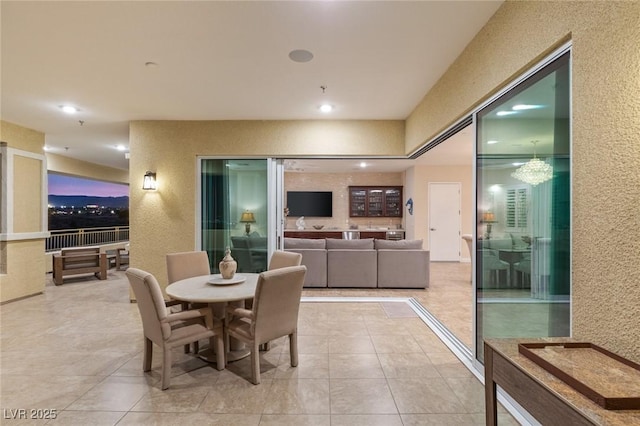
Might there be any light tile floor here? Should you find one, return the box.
[0,264,518,425]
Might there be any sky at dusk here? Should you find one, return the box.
[48,173,129,197]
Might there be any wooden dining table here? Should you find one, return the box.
[166,272,259,363]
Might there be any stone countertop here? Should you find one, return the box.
[485,337,640,425]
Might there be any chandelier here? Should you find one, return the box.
[511,141,553,186]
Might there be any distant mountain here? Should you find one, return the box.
[49,195,129,208]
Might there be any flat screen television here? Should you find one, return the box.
[286,191,333,217]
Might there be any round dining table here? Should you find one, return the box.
[166,272,259,363]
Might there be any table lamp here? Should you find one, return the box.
[240,211,256,236]
[482,212,496,240]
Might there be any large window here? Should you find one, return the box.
[475,50,571,361]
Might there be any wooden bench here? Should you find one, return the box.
[115,247,129,270]
[52,247,107,285]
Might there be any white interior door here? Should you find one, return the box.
[429,182,461,261]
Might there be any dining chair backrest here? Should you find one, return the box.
[268,250,302,270]
[166,251,210,283]
[251,265,306,342]
[126,268,170,344]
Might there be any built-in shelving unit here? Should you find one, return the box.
[349,186,403,218]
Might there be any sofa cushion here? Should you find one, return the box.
[327,249,377,287]
[326,238,374,250]
[284,237,326,249]
[377,249,429,288]
[286,249,327,288]
[374,239,423,250]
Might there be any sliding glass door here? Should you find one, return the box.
[199,159,275,274]
[475,50,571,361]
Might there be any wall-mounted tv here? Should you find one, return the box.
[286,191,333,217]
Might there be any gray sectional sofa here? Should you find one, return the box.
[284,237,429,289]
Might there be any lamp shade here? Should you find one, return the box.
[240,211,256,223]
[142,171,157,190]
[482,212,496,222]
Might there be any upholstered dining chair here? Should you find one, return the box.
[254,250,303,351]
[126,268,225,390]
[246,250,302,309]
[226,265,307,384]
[166,250,212,353]
[244,250,302,321]
[514,253,532,288]
[268,250,302,270]
[166,250,211,284]
[481,249,510,288]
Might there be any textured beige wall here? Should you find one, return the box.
[12,155,43,233]
[0,121,47,303]
[130,120,404,291]
[47,153,129,184]
[406,2,640,361]
[0,121,44,154]
[1,240,46,302]
[284,171,404,231]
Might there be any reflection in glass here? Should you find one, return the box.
[201,159,268,274]
[475,51,571,362]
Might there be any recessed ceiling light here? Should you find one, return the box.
[360,162,367,168]
[116,145,127,151]
[288,49,314,63]
[487,140,499,145]
[60,105,78,114]
[43,145,51,151]
[319,104,333,113]
[496,111,517,116]
[512,104,543,110]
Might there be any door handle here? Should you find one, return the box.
[430,228,436,231]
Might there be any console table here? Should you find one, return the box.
[484,338,640,425]
[284,231,342,239]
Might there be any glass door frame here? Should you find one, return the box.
[469,41,572,371]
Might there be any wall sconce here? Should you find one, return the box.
[239,210,256,236]
[142,171,157,190]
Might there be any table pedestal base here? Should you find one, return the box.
[197,347,250,364]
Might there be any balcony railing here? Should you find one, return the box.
[46,226,129,252]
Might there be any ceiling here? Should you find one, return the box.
[1,1,502,172]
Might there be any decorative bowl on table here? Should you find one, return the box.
[313,225,324,230]
[207,274,246,286]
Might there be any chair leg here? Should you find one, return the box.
[250,342,261,385]
[143,338,153,372]
[184,340,199,354]
[259,341,271,351]
[289,332,298,367]
[161,347,172,390]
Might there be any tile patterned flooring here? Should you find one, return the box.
[0,263,518,425]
